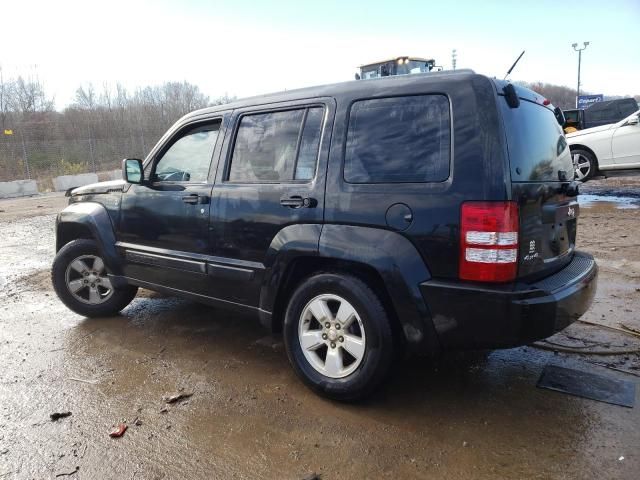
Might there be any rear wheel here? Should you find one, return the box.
[52,239,137,317]
[572,149,597,181]
[283,273,394,401]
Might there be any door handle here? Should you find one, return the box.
[182,194,209,204]
[280,195,316,208]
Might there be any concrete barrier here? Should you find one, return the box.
[107,169,122,181]
[52,173,99,192]
[0,180,39,199]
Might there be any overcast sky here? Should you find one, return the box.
[1,0,638,109]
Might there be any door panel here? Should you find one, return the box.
[117,117,225,293]
[208,100,334,306]
[612,122,640,167]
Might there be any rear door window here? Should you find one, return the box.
[500,99,573,182]
[228,107,324,183]
[344,95,451,183]
[295,108,324,180]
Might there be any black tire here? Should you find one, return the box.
[283,272,395,401]
[52,239,138,317]
[572,148,598,181]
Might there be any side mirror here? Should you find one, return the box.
[122,158,143,184]
[627,115,639,126]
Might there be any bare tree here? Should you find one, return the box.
[10,76,54,113]
[0,66,12,130]
[523,82,580,110]
[74,84,96,110]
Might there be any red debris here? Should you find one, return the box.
[109,423,127,438]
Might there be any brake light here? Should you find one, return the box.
[459,202,519,282]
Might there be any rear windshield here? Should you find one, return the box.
[500,98,572,182]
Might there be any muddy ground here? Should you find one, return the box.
[1,176,639,479]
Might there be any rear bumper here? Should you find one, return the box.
[420,252,598,349]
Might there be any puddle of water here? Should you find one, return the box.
[579,194,640,210]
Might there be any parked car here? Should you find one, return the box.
[52,72,597,400]
[563,98,638,133]
[568,109,640,180]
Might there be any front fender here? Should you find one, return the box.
[56,202,123,275]
[319,225,440,354]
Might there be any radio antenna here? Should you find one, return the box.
[504,50,525,80]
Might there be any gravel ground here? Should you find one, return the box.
[0,178,639,479]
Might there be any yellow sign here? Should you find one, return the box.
[3,129,13,135]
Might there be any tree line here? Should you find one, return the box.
[520,81,639,110]
[0,70,233,149]
[0,70,234,181]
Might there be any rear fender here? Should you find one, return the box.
[259,224,323,325]
[318,225,439,353]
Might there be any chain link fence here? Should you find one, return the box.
[0,132,163,190]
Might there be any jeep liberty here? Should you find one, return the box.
[52,71,598,400]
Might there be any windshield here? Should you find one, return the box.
[361,67,381,79]
[500,98,573,182]
[360,59,431,79]
[396,60,431,75]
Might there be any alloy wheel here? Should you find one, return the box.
[572,153,591,180]
[64,254,113,305]
[298,294,366,378]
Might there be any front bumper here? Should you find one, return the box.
[420,252,598,349]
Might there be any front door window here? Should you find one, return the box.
[153,123,220,182]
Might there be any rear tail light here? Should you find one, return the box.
[459,202,519,282]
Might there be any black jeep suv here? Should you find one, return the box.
[52,71,597,400]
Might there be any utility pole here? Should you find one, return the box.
[451,49,457,70]
[572,42,590,108]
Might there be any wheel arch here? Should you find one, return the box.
[56,202,123,274]
[570,144,599,165]
[271,256,402,338]
[260,224,440,355]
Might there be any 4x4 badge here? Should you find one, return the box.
[529,240,536,254]
[567,206,575,217]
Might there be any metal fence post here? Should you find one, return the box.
[20,131,30,180]
[87,125,96,172]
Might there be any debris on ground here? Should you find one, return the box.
[620,323,640,337]
[109,423,128,438]
[160,407,169,414]
[537,364,636,408]
[134,417,143,426]
[50,412,72,421]
[68,377,98,384]
[301,473,321,480]
[253,335,284,351]
[55,466,79,477]
[164,392,193,404]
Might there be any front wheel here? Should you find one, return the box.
[52,239,138,317]
[283,273,395,401]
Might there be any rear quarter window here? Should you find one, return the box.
[500,99,573,182]
[344,95,451,183]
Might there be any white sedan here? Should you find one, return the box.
[567,109,640,180]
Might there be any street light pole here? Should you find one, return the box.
[572,42,590,108]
